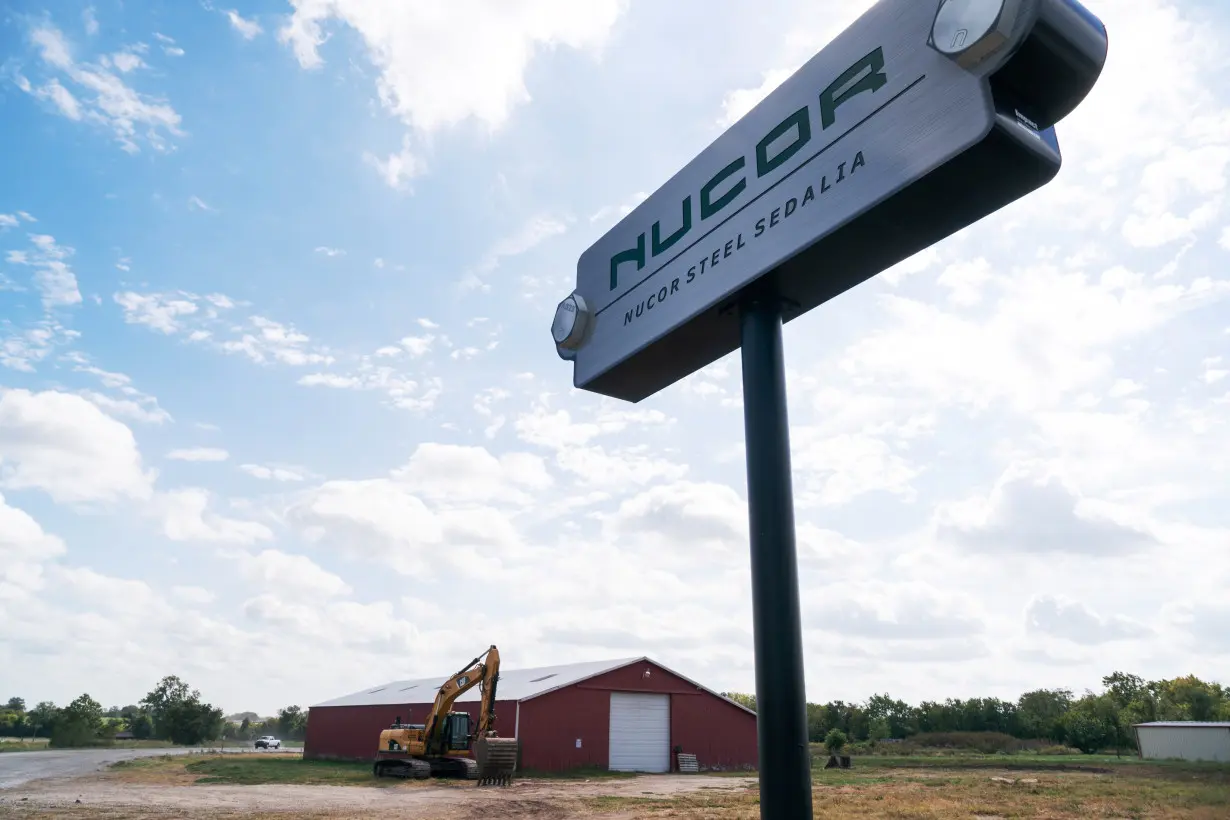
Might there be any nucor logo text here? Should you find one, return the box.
[608,47,889,292]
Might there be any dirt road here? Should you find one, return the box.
[0,747,259,790]
[0,771,757,818]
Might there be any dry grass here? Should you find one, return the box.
[4,754,1226,819]
[584,758,1230,819]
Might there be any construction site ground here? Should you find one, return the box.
[1,751,1227,819]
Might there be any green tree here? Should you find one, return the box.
[28,701,59,739]
[722,692,757,712]
[6,697,25,712]
[277,705,307,741]
[51,694,104,748]
[140,676,224,745]
[1017,688,1072,742]
[127,712,154,739]
[823,728,847,756]
[1061,696,1116,754]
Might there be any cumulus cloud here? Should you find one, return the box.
[156,488,273,544]
[0,493,67,593]
[279,0,627,181]
[937,468,1157,556]
[1025,596,1151,645]
[0,388,155,504]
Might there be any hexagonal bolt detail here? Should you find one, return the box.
[929,0,1023,69]
[551,292,591,358]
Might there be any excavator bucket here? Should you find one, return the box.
[474,735,518,786]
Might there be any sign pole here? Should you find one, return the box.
[739,290,812,819]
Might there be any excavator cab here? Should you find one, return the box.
[444,712,472,752]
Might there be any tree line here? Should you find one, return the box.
[722,671,1230,754]
[0,675,306,748]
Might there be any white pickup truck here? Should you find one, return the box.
[254,735,281,749]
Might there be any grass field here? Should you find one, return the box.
[111,753,380,786]
[97,751,1230,818]
[590,757,1230,819]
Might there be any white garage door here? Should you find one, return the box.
[608,692,670,772]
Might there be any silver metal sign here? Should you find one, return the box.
[553,0,1108,402]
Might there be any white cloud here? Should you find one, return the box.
[167,447,230,463]
[173,585,216,605]
[109,51,145,73]
[281,0,625,131]
[0,388,155,504]
[114,291,199,333]
[937,466,1157,557]
[5,233,82,308]
[462,214,570,291]
[82,7,99,36]
[234,549,351,598]
[239,463,312,482]
[281,0,628,181]
[156,488,273,545]
[314,246,345,257]
[1025,596,1151,646]
[362,136,424,190]
[22,23,184,153]
[224,9,263,40]
[0,493,67,593]
[188,195,215,212]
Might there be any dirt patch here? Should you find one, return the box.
[0,772,756,818]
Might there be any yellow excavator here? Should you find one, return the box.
[372,645,519,786]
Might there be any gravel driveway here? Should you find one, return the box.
[0,746,259,790]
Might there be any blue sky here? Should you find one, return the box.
[1,0,1228,717]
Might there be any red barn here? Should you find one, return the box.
[304,656,757,773]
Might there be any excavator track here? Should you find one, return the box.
[474,736,518,786]
[373,756,432,780]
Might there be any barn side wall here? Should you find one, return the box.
[1137,726,1230,762]
[516,660,758,772]
[670,688,758,770]
[303,699,519,762]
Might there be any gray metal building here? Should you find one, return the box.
[1134,721,1230,762]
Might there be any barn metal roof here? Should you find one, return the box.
[310,655,756,716]
[311,657,643,708]
[1134,721,1230,728]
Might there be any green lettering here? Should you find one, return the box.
[609,232,646,291]
[652,197,692,256]
[819,47,887,130]
[700,157,747,220]
[756,106,811,177]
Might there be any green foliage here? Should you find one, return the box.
[823,728,847,755]
[722,692,756,712]
[140,675,224,745]
[50,693,104,748]
[5,697,25,712]
[277,705,307,741]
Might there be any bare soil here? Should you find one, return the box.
[0,771,757,818]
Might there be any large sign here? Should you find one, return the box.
[551,0,1108,403]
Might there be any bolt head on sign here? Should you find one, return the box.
[552,0,1107,403]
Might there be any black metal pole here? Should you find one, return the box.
[739,292,813,820]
